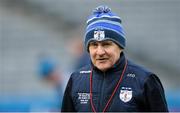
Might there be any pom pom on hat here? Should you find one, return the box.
[84,5,126,51]
[93,5,111,14]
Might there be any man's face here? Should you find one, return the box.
[89,40,122,72]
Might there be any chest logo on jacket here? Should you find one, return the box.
[127,73,136,78]
[78,93,90,104]
[119,87,132,103]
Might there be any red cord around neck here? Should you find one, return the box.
[90,59,127,113]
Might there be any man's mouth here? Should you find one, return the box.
[97,58,108,61]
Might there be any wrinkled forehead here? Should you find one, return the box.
[88,38,121,47]
[89,39,114,44]
[87,37,123,52]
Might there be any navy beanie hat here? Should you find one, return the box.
[84,5,126,51]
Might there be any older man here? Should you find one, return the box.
[61,6,168,112]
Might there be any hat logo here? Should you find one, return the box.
[119,87,132,103]
[94,30,105,41]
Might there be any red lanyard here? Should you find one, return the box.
[90,59,127,113]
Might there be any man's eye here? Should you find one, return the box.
[103,42,111,46]
[90,42,98,47]
[104,43,110,46]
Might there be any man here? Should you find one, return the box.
[61,6,168,112]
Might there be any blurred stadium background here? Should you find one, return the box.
[0,0,179,112]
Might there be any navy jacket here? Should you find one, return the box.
[61,53,168,112]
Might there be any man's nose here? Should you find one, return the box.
[96,46,105,55]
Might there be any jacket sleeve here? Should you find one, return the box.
[61,76,76,112]
[144,74,168,112]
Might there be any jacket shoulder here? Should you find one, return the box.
[70,64,91,82]
[127,60,154,81]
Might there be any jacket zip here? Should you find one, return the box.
[98,72,106,111]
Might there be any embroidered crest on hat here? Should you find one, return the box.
[94,30,105,41]
[119,87,132,103]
